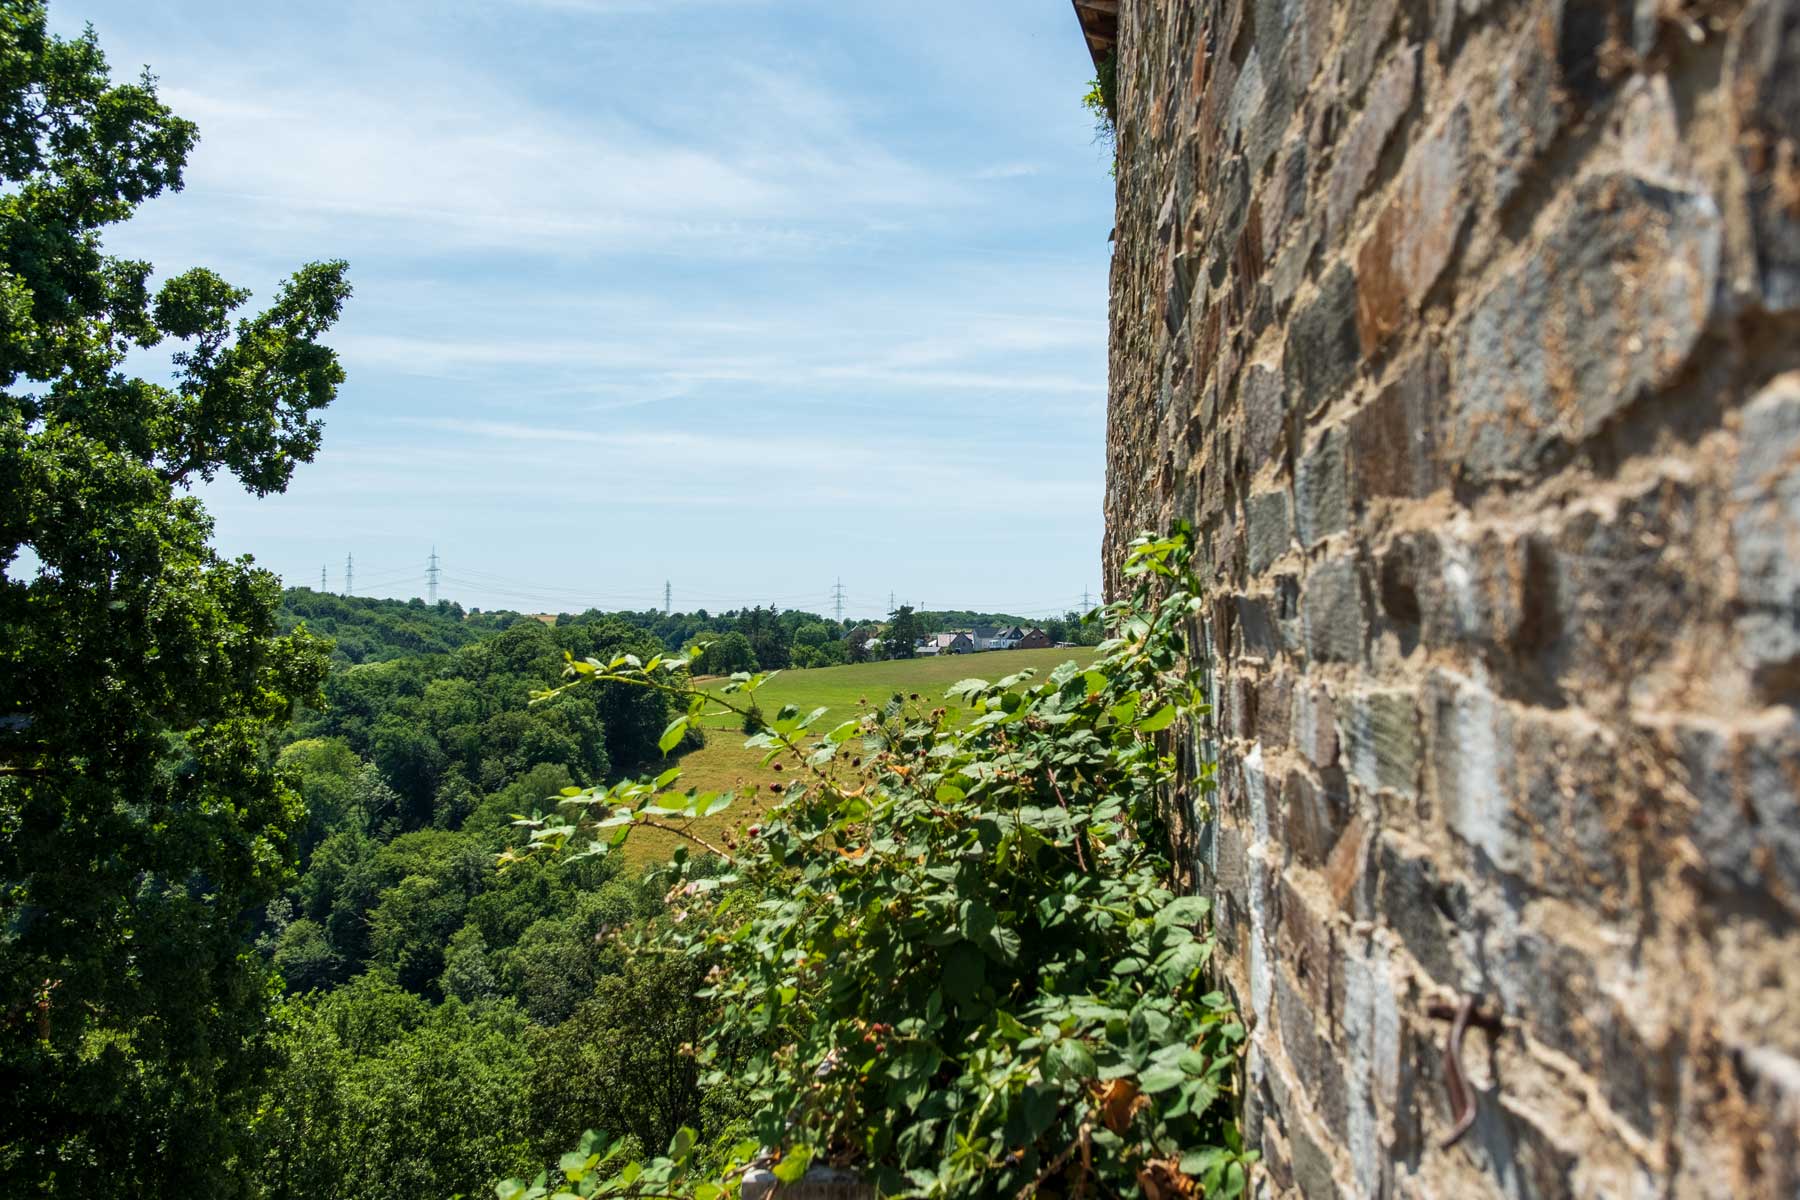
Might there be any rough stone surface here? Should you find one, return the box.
[1248,487,1295,576]
[1285,264,1362,416]
[1324,48,1418,239]
[1302,557,1366,664]
[1733,375,1800,686]
[1340,689,1420,798]
[1295,425,1349,547]
[1355,106,1470,350]
[1453,172,1722,482]
[1731,0,1800,313]
[1096,0,1800,1193]
[1348,350,1446,502]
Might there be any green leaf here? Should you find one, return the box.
[772,1146,813,1183]
[667,1126,696,1163]
[1043,1037,1096,1081]
[1137,704,1178,732]
[1154,894,1212,927]
[1178,1148,1226,1176]
[658,715,689,754]
[1138,1063,1186,1094]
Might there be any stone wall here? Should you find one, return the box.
[1090,1,1800,1195]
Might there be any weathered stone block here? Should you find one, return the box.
[1513,707,1618,901]
[1452,172,1722,481]
[1275,966,1347,1142]
[1340,0,1401,99]
[1341,688,1421,798]
[1285,263,1362,416]
[1296,424,1350,546]
[1349,349,1447,502]
[1425,669,1522,872]
[1676,711,1800,908]
[1242,362,1289,470]
[1303,556,1368,663]
[1447,172,1713,478]
[1289,1120,1343,1200]
[1283,767,1350,868]
[1733,375,1800,685]
[1234,592,1281,660]
[1275,572,1306,655]
[1355,105,1470,350]
[1376,836,1465,985]
[1258,670,1294,749]
[1547,474,1699,688]
[1205,155,1251,289]
[1247,486,1294,576]
[1731,0,1800,312]
[1294,680,1339,768]
[1224,672,1258,740]
[1493,25,1561,206]
[1265,0,1333,96]
[1324,47,1418,239]
[1221,40,1269,162]
[1263,138,1310,264]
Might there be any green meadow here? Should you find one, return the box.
[622,646,1091,862]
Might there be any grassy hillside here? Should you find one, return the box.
[696,646,1082,728]
[626,647,1092,862]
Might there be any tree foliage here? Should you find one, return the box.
[885,604,921,659]
[0,4,349,1189]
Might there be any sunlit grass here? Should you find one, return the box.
[619,647,1091,865]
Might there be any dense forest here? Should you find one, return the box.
[250,600,723,1195]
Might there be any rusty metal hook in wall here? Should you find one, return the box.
[1426,995,1504,1149]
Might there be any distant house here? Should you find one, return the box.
[971,624,1026,651]
[915,626,1045,654]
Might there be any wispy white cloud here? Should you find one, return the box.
[148,48,963,262]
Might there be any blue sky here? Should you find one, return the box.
[56,0,1114,620]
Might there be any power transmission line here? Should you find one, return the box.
[664,580,671,616]
[832,578,846,622]
[427,547,440,605]
[344,552,353,598]
[320,564,327,592]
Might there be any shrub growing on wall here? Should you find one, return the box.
[498,528,1254,1199]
